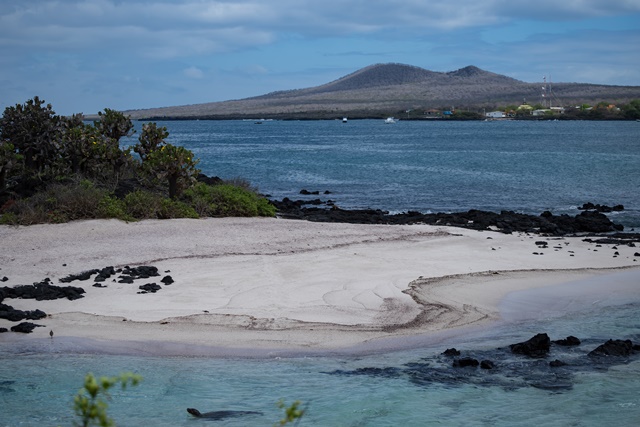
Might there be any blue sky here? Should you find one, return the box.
[1,0,639,115]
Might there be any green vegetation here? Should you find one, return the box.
[73,372,141,427]
[276,399,306,426]
[0,97,275,225]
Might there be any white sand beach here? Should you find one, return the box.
[1,218,638,355]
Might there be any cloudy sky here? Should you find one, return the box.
[1,0,639,115]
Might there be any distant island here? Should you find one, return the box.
[117,63,640,121]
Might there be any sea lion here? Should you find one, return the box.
[186,408,262,420]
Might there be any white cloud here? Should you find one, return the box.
[1,0,638,114]
[183,66,204,79]
[3,0,638,55]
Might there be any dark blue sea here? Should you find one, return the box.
[1,120,639,426]
[147,119,640,229]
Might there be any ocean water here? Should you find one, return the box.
[122,119,640,229]
[1,286,639,427]
[2,120,640,426]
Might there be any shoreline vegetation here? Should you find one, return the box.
[0,97,276,226]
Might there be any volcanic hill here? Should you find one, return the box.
[122,63,640,120]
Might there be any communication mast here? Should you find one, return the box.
[541,76,549,108]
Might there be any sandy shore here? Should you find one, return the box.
[1,217,639,356]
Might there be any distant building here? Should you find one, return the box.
[485,111,505,118]
[532,109,550,116]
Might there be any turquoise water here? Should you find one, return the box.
[1,294,639,426]
[2,120,639,426]
[122,119,640,228]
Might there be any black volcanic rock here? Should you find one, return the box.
[94,266,116,282]
[59,269,100,283]
[0,303,46,321]
[578,202,624,213]
[138,283,161,293]
[326,332,638,392]
[196,173,223,186]
[588,339,635,357]
[120,266,160,280]
[480,360,496,369]
[510,333,551,358]
[453,357,479,368]
[442,348,461,356]
[271,200,628,236]
[553,336,581,346]
[2,282,85,301]
[10,322,44,333]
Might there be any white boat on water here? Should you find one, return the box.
[384,117,397,124]
[342,117,348,123]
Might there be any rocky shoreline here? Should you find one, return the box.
[328,332,640,393]
[271,196,639,240]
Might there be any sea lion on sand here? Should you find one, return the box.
[187,408,262,420]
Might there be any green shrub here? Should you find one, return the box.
[44,180,107,221]
[0,179,112,224]
[0,211,18,225]
[157,198,199,219]
[123,189,199,220]
[0,197,49,225]
[123,190,162,219]
[97,195,131,221]
[183,182,276,217]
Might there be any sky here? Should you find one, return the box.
[1,0,639,115]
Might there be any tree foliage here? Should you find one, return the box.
[144,143,199,199]
[134,122,169,161]
[0,97,275,224]
[0,141,21,191]
[0,96,61,174]
[622,99,640,119]
[73,372,141,427]
[93,108,135,143]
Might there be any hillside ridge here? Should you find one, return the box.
[121,63,640,120]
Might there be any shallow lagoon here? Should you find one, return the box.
[1,270,639,426]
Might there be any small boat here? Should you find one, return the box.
[342,117,348,123]
[384,117,397,124]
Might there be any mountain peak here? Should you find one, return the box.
[314,63,440,93]
[447,65,484,77]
